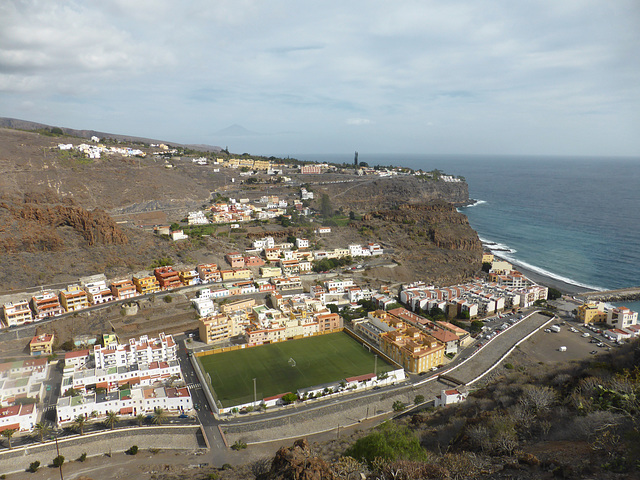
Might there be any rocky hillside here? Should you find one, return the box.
[0,125,480,291]
[313,175,470,211]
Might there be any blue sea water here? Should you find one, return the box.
[298,154,640,308]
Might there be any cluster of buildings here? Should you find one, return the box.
[576,303,639,341]
[0,358,49,433]
[400,277,548,319]
[353,307,471,374]
[58,139,145,159]
[1,232,385,330]
[197,292,342,346]
[56,333,191,426]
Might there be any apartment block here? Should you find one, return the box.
[225,252,245,268]
[179,270,199,286]
[30,291,65,320]
[132,274,161,295]
[3,300,33,327]
[59,285,90,312]
[198,314,233,344]
[154,266,182,290]
[381,327,445,374]
[197,263,222,283]
[29,334,55,356]
[110,279,138,300]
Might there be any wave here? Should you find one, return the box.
[480,237,604,291]
[479,237,517,254]
[461,199,486,208]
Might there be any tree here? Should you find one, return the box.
[33,422,51,443]
[73,415,86,435]
[393,401,406,412]
[1,428,16,449]
[152,407,167,425]
[281,393,298,405]
[29,460,41,472]
[136,414,146,427]
[482,262,491,272]
[104,411,119,430]
[320,194,332,217]
[170,222,180,231]
[52,455,65,468]
[547,287,562,300]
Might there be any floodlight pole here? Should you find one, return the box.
[253,378,257,407]
[374,354,378,377]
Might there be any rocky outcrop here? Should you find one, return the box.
[258,438,335,480]
[16,203,128,246]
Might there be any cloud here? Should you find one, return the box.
[0,0,638,155]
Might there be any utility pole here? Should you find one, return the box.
[55,433,64,480]
[374,354,378,377]
[253,378,257,407]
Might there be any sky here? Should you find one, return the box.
[1,0,639,157]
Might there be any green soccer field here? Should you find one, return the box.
[198,332,394,407]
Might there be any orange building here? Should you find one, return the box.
[154,266,182,290]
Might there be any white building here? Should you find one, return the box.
[434,388,468,407]
[296,238,309,249]
[606,306,638,329]
[93,333,177,370]
[187,211,210,225]
[192,297,216,317]
[3,300,33,327]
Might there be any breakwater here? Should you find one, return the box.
[576,286,640,303]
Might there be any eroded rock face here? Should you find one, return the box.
[259,438,335,480]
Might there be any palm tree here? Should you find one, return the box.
[136,413,146,427]
[152,407,167,426]
[104,411,119,430]
[1,428,17,449]
[73,415,86,435]
[33,422,51,443]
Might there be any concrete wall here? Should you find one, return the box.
[0,425,206,476]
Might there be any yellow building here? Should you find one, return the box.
[220,268,253,281]
[577,302,607,324]
[29,333,55,356]
[221,298,256,315]
[132,274,161,295]
[179,270,199,286]
[253,159,271,170]
[482,252,494,264]
[59,285,90,312]
[199,314,233,344]
[381,327,445,374]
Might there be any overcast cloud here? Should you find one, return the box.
[1,0,639,156]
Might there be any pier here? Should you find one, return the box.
[576,286,640,303]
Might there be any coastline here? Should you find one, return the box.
[491,253,594,296]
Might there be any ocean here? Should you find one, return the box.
[297,154,640,311]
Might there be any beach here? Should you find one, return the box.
[492,253,594,296]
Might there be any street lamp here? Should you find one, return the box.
[253,378,257,407]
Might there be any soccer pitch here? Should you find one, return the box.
[198,332,394,407]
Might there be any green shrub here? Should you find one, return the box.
[392,401,405,412]
[163,295,172,303]
[78,452,87,462]
[127,445,138,455]
[52,455,65,468]
[344,422,428,465]
[505,363,515,369]
[29,461,40,472]
[231,440,247,451]
[414,395,425,405]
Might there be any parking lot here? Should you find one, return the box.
[517,320,615,364]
